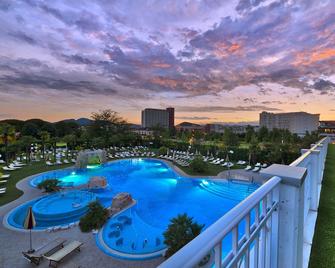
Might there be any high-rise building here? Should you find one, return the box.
[259,111,319,136]
[141,107,175,129]
[166,107,175,129]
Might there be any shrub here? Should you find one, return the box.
[190,157,208,173]
[163,213,204,258]
[37,179,61,192]
[79,201,109,232]
[158,146,168,155]
[87,155,101,165]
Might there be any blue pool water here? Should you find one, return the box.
[7,159,259,259]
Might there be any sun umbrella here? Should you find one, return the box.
[24,206,36,253]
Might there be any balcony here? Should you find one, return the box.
[159,137,329,268]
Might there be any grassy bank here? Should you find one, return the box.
[177,163,239,176]
[309,144,335,267]
[0,162,72,206]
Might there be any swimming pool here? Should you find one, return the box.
[6,158,259,259]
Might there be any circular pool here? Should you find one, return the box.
[7,190,96,229]
[32,190,96,222]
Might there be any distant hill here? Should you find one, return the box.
[61,118,93,126]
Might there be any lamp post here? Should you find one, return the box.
[227,150,234,178]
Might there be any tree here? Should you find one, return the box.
[79,201,109,232]
[62,134,77,149]
[249,135,259,165]
[49,136,59,161]
[54,121,79,137]
[223,128,239,147]
[21,122,39,137]
[18,136,37,163]
[90,109,128,147]
[190,157,208,173]
[163,213,204,258]
[245,125,255,143]
[258,126,269,142]
[158,146,168,155]
[38,131,50,159]
[37,179,61,192]
[0,123,16,165]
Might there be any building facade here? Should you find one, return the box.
[175,122,204,132]
[319,120,335,141]
[205,124,259,134]
[141,107,175,129]
[259,111,319,136]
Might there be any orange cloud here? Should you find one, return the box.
[213,42,242,58]
[151,61,172,68]
[150,76,179,88]
[294,48,335,66]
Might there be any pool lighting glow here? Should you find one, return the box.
[202,179,209,186]
[71,171,76,175]
[87,164,100,169]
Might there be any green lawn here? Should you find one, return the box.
[0,162,72,206]
[177,163,240,176]
[309,144,335,268]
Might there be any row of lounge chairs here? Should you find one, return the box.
[159,155,192,167]
[46,222,79,232]
[244,163,268,172]
[111,151,156,158]
[22,238,83,267]
[2,160,26,171]
[46,159,76,166]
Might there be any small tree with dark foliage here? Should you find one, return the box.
[79,201,109,232]
[190,157,208,173]
[163,213,204,258]
[37,179,61,192]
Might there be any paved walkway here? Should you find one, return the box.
[0,172,163,268]
[217,169,270,184]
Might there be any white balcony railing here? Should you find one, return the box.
[158,137,330,268]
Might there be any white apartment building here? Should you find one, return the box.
[259,111,319,136]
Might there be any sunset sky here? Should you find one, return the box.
[0,0,334,124]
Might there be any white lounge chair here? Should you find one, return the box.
[0,187,6,194]
[3,166,15,171]
[0,174,10,179]
[252,166,261,172]
[44,240,83,267]
[22,238,67,265]
[245,165,252,171]
[227,162,234,168]
[262,163,268,168]
[9,164,21,169]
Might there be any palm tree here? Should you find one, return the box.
[18,136,36,163]
[163,213,204,258]
[0,124,16,165]
[38,131,50,159]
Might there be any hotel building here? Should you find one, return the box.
[259,111,319,136]
[141,107,175,129]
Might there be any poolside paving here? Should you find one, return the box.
[0,174,163,268]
